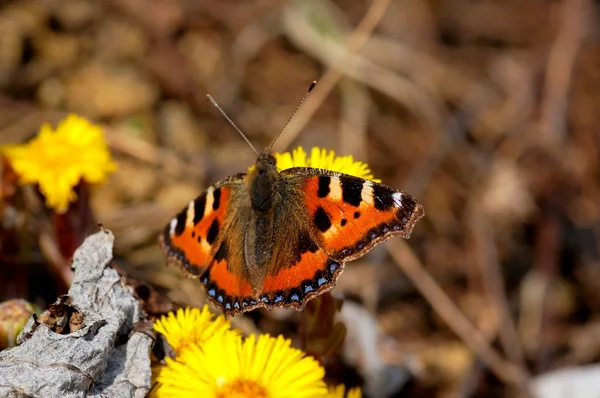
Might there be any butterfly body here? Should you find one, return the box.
[160,150,424,316]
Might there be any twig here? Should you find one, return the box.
[21,185,73,290]
[275,0,393,151]
[338,79,370,159]
[468,200,527,372]
[281,0,448,159]
[539,0,589,146]
[519,215,560,372]
[387,239,532,393]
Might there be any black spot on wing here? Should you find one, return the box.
[206,219,219,244]
[212,188,221,211]
[174,209,187,236]
[354,211,361,219]
[314,206,332,232]
[295,259,340,297]
[333,194,423,260]
[373,184,395,211]
[317,176,330,198]
[214,241,228,262]
[341,218,347,226]
[298,230,319,254]
[287,287,303,303]
[301,279,315,295]
[341,177,363,207]
[397,193,417,225]
[193,194,206,225]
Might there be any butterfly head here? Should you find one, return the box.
[248,152,279,212]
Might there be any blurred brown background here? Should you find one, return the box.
[2,0,600,397]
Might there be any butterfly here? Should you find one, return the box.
[159,88,424,316]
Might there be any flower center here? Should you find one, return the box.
[216,379,268,398]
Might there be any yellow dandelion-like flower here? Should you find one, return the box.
[251,146,380,182]
[153,306,234,355]
[1,114,117,213]
[328,384,362,398]
[151,306,237,396]
[155,332,327,398]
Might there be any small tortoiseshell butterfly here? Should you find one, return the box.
[160,85,424,316]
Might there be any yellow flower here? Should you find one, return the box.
[328,384,362,398]
[252,147,380,182]
[155,332,327,398]
[153,306,233,355]
[2,114,117,213]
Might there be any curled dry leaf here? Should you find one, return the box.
[36,295,84,334]
[0,230,152,398]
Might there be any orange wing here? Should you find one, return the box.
[159,176,241,279]
[283,169,424,262]
[258,233,343,311]
[161,175,264,315]
[199,240,256,314]
[199,221,344,315]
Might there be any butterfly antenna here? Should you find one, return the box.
[267,80,317,152]
[207,94,259,155]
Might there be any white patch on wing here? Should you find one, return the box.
[169,218,177,236]
[185,200,195,228]
[204,186,214,216]
[329,177,343,200]
[393,192,403,207]
[361,181,374,205]
[323,222,343,241]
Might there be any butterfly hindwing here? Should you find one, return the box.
[256,227,344,311]
[200,243,256,314]
[199,204,266,314]
[199,193,344,315]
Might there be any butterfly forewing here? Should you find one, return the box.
[159,175,244,280]
[248,168,424,314]
[282,168,424,261]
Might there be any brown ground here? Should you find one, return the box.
[1,0,600,397]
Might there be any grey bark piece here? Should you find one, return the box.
[0,230,152,398]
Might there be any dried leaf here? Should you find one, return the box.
[0,230,152,398]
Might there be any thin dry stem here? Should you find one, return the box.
[468,200,527,371]
[275,0,392,151]
[539,0,589,146]
[387,239,532,394]
[21,185,73,289]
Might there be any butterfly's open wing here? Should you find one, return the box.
[253,168,424,310]
[159,174,247,280]
[160,167,424,316]
[160,173,270,315]
[289,169,424,260]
